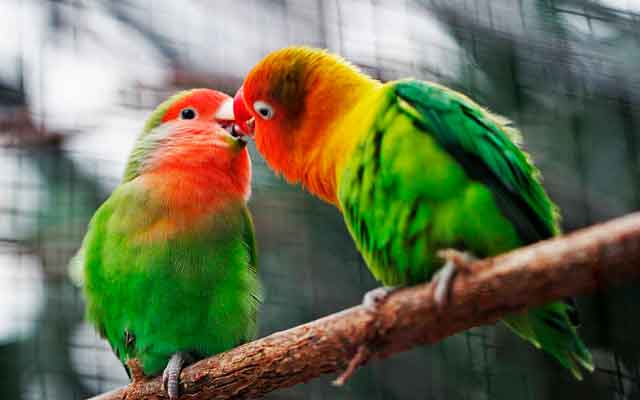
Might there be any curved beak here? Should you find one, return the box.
[214,98,235,123]
[233,85,255,137]
[212,97,247,148]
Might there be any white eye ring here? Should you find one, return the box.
[253,101,274,120]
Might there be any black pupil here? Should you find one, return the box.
[181,108,196,120]
[259,107,270,117]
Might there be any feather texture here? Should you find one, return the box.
[77,90,260,376]
[337,80,590,377]
[240,47,592,378]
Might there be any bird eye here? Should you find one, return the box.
[179,107,197,120]
[253,101,274,120]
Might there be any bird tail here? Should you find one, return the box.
[503,301,594,379]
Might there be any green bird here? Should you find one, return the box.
[232,46,593,378]
[73,89,261,399]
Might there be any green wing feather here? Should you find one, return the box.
[338,79,592,378]
[241,205,261,319]
[242,206,258,271]
[394,80,560,243]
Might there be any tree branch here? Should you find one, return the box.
[89,212,640,400]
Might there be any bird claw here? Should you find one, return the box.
[362,286,396,312]
[433,249,476,308]
[339,286,396,386]
[162,352,190,400]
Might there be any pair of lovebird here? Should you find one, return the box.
[76,46,593,399]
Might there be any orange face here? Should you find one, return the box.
[231,47,375,204]
[232,47,352,143]
[141,89,252,201]
[232,48,328,185]
[233,82,300,136]
[234,84,296,173]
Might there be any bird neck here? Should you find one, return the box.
[142,144,249,218]
[277,75,381,207]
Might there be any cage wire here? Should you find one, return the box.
[1,0,640,399]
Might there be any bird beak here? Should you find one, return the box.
[213,97,247,148]
[214,98,235,123]
[233,85,255,137]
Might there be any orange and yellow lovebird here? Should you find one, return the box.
[232,46,592,378]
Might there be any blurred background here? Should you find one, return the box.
[1,0,639,399]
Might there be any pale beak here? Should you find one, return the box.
[215,98,246,146]
[214,98,235,122]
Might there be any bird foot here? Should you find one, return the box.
[362,286,397,312]
[336,286,396,386]
[433,249,476,308]
[162,352,191,400]
[333,344,372,386]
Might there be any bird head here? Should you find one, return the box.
[124,89,251,199]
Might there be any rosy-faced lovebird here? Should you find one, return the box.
[232,47,593,378]
[74,89,261,399]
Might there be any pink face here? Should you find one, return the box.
[143,89,252,200]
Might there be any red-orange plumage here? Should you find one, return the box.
[142,124,250,238]
[235,47,379,205]
[162,89,230,123]
[136,90,251,238]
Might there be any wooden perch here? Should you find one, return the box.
[90,212,640,400]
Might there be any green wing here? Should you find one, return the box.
[393,80,588,351]
[240,205,261,342]
[339,81,549,285]
[393,80,560,244]
[241,206,258,272]
[339,80,591,377]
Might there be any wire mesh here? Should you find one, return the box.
[1,0,640,399]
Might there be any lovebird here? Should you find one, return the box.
[232,47,593,378]
[73,89,261,399]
